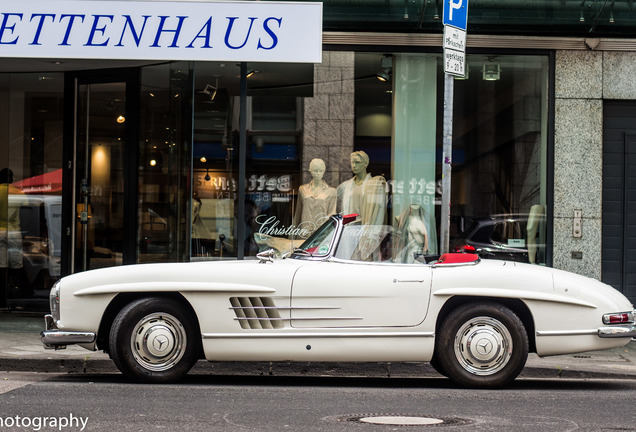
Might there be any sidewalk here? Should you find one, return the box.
[1,312,635,380]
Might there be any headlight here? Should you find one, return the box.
[50,280,61,321]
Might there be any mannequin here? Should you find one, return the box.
[191,192,214,256]
[292,158,337,238]
[394,204,429,263]
[336,151,387,261]
[336,151,386,226]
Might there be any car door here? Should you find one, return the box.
[290,260,432,328]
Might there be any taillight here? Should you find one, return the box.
[602,312,635,325]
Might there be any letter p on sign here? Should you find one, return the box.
[443,0,468,31]
[449,0,462,20]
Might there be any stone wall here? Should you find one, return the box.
[554,50,636,279]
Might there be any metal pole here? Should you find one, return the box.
[440,73,454,254]
[237,62,247,260]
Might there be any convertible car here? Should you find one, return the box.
[42,214,635,388]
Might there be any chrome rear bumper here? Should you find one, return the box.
[598,324,636,338]
[41,314,96,349]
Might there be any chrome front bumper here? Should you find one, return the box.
[41,314,96,350]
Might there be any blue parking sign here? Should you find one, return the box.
[443,0,469,31]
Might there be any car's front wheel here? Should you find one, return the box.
[109,297,200,383]
[435,302,528,388]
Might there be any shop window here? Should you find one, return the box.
[191,62,310,260]
[0,73,64,310]
[187,51,549,266]
[138,63,192,264]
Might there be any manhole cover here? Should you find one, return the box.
[360,416,444,426]
[336,414,472,427]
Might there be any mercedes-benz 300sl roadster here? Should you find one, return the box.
[42,214,636,388]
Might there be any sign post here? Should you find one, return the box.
[440,0,468,254]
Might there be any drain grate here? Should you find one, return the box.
[335,414,472,427]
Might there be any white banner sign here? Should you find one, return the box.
[0,0,323,63]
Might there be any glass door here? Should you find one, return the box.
[71,73,138,272]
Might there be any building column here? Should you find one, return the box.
[553,50,603,279]
[302,51,355,186]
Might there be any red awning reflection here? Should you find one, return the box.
[13,169,63,194]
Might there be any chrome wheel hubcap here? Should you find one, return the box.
[454,316,512,376]
[131,313,186,372]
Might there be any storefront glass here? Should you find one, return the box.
[191,51,549,265]
[0,48,549,311]
[0,73,64,310]
[191,62,312,259]
[138,62,192,264]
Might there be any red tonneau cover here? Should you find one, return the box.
[437,253,479,264]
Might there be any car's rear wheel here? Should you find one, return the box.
[109,297,200,383]
[435,302,528,388]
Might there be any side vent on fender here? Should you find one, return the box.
[229,297,284,329]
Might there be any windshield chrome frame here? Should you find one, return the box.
[290,214,345,261]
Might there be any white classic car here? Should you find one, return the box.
[42,214,636,388]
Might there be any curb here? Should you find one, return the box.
[2,358,636,381]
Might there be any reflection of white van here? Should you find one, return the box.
[10,194,62,286]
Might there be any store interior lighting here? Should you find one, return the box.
[201,77,218,101]
[376,54,393,82]
[483,60,500,81]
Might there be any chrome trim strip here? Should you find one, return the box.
[202,331,435,339]
[229,306,342,310]
[323,32,636,52]
[233,316,363,321]
[75,282,276,296]
[536,329,597,337]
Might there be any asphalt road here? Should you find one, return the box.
[1,371,635,432]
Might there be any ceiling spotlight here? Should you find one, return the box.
[116,115,126,123]
[376,54,393,82]
[376,71,390,82]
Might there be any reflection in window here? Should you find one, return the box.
[138,62,191,264]
[187,52,549,266]
[0,73,64,310]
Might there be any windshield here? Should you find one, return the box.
[292,217,338,257]
[292,215,430,263]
